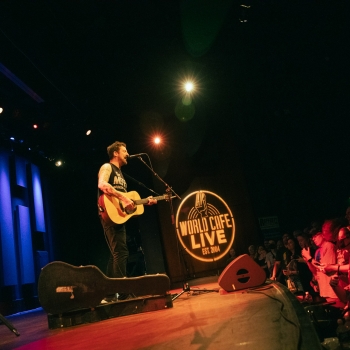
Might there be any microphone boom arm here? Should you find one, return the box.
[135,156,181,201]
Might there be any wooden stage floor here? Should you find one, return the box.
[0,278,322,350]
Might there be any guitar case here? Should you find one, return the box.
[38,261,170,314]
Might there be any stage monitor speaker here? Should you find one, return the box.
[218,254,266,292]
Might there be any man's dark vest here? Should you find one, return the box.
[98,163,127,198]
[109,163,127,193]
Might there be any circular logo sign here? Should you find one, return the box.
[175,190,235,262]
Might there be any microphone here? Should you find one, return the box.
[128,153,146,159]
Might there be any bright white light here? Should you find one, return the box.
[0,107,3,114]
[55,160,62,167]
[184,82,194,92]
[86,130,91,136]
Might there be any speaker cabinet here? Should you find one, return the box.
[218,254,266,292]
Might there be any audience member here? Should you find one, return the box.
[283,238,304,293]
[327,226,350,305]
[304,220,322,237]
[321,217,348,283]
[324,226,350,305]
[303,222,338,300]
[292,229,303,239]
[264,239,270,252]
[276,240,283,250]
[321,210,350,305]
[257,245,269,278]
[296,232,321,298]
[271,233,292,285]
[248,245,258,262]
[226,248,237,265]
[265,240,277,277]
[334,220,350,289]
[285,237,321,300]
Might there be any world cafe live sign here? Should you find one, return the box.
[175,190,235,263]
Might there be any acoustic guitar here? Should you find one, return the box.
[38,261,170,314]
[98,191,172,225]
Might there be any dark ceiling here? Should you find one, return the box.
[1,0,350,227]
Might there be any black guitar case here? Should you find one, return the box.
[38,261,170,314]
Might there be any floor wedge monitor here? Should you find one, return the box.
[218,254,266,292]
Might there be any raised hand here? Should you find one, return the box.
[302,247,312,261]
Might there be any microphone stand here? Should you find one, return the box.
[134,155,218,301]
[0,313,20,336]
[134,156,180,199]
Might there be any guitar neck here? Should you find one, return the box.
[134,195,167,205]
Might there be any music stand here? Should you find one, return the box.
[0,313,20,336]
[133,155,218,301]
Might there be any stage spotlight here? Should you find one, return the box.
[184,81,194,93]
[33,124,38,129]
[55,160,63,167]
[0,107,3,114]
[154,137,161,145]
[86,130,91,136]
[180,78,198,107]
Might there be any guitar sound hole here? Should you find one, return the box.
[125,206,137,215]
[237,268,250,283]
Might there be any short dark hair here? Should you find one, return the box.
[107,141,126,160]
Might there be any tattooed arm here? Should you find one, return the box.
[98,164,135,210]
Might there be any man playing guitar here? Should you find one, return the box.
[97,141,156,301]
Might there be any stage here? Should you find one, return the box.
[0,277,322,350]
